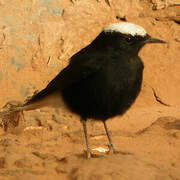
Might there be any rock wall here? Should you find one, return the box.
[0,0,179,108]
[0,1,180,179]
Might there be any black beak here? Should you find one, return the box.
[145,37,166,44]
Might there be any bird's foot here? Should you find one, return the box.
[87,151,91,159]
[83,150,91,159]
[84,150,105,158]
[108,145,118,155]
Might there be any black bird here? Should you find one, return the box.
[6,22,165,158]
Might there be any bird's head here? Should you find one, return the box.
[102,22,166,54]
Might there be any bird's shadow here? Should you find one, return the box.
[163,119,180,130]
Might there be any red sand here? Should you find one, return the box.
[0,0,180,179]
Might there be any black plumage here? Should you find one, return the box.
[23,23,165,158]
[61,32,144,120]
[27,32,145,119]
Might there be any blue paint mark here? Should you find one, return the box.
[18,54,25,59]
[10,58,15,65]
[15,62,25,72]
[38,0,62,15]
[48,7,61,14]
[13,45,27,52]
[22,34,35,41]
[20,85,30,98]
[40,19,46,23]
[38,0,52,8]
[10,57,25,72]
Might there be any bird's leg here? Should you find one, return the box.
[103,121,116,153]
[81,118,91,158]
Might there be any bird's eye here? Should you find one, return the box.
[125,36,134,43]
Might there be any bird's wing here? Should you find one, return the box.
[48,53,105,90]
[25,51,105,104]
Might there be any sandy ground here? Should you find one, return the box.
[0,0,180,179]
[0,105,180,179]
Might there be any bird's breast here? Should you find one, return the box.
[62,56,143,120]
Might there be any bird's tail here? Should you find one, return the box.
[23,89,63,111]
[25,87,52,105]
[0,88,64,118]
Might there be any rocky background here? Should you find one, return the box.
[0,0,180,179]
